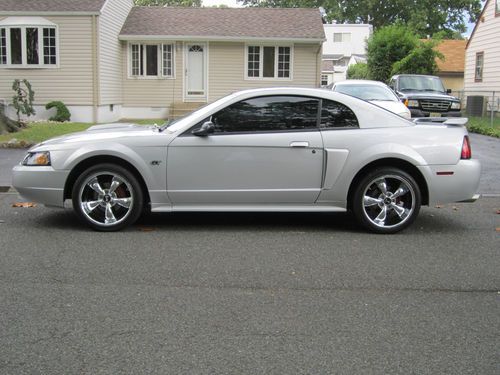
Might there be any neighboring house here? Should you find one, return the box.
[0,0,134,123]
[464,0,500,114]
[434,39,466,92]
[0,1,325,122]
[321,23,372,85]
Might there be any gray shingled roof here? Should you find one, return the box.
[0,0,107,13]
[120,7,325,41]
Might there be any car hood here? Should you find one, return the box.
[33,123,170,150]
[398,90,459,101]
[369,100,411,117]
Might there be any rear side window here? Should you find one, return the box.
[320,99,359,129]
[212,95,319,133]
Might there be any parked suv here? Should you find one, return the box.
[389,74,462,118]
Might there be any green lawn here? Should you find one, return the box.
[467,116,500,138]
[0,119,165,147]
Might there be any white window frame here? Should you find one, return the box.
[0,24,59,69]
[244,44,293,81]
[128,42,175,80]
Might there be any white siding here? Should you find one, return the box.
[322,24,372,56]
[98,0,133,105]
[208,42,320,102]
[121,41,321,107]
[0,16,94,105]
[122,41,183,107]
[464,0,500,92]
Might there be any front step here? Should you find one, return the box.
[170,102,205,119]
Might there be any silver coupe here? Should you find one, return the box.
[12,88,481,233]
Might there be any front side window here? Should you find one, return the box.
[475,52,484,82]
[0,25,57,67]
[246,45,291,79]
[129,43,174,78]
[211,95,319,133]
[320,99,359,129]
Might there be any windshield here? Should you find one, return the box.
[398,76,445,93]
[334,84,399,101]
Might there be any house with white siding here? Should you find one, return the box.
[464,0,500,114]
[0,0,325,123]
[321,23,372,86]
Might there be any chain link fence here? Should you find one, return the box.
[450,90,499,127]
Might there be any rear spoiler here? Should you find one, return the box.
[412,117,468,126]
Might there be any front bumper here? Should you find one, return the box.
[418,159,481,204]
[410,108,462,118]
[12,165,69,207]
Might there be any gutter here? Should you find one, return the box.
[0,11,101,16]
[119,35,326,43]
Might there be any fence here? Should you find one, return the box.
[450,90,499,127]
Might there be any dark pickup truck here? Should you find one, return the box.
[388,74,462,118]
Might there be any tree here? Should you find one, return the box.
[391,40,444,76]
[238,0,482,38]
[12,79,35,123]
[346,63,369,79]
[366,25,417,82]
[134,0,201,6]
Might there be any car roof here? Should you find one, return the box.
[393,74,440,79]
[334,80,388,86]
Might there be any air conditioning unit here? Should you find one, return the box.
[466,96,487,117]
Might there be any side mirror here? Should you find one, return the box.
[446,88,452,94]
[192,121,215,137]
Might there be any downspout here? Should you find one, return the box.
[315,43,322,87]
[91,15,100,123]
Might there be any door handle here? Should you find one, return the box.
[289,141,309,148]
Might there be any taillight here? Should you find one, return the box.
[461,136,471,159]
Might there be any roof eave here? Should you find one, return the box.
[119,35,325,43]
[0,11,101,16]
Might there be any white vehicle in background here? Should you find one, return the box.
[329,80,411,119]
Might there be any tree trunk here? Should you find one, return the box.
[0,104,21,134]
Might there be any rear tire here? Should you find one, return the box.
[352,167,421,234]
[72,163,144,231]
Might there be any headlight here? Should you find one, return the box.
[22,152,51,166]
[405,99,419,108]
[451,102,461,110]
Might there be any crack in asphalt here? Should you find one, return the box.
[0,279,497,295]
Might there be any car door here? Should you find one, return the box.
[167,95,324,205]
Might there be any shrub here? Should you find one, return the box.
[347,63,369,79]
[391,40,443,76]
[367,25,417,82]
[46,101,71,122]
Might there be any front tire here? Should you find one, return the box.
[352,168,421,234]
[72,163,144,231]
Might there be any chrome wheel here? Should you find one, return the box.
[362,174,416,229]
[78,171,134,227]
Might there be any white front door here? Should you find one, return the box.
[185,43,206,100]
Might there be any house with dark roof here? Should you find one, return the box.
[0,0,325,122]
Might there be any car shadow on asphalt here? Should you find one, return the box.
[37,207,470,234]
[38,209,364,233]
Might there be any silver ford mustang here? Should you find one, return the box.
[12,88,481,233]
